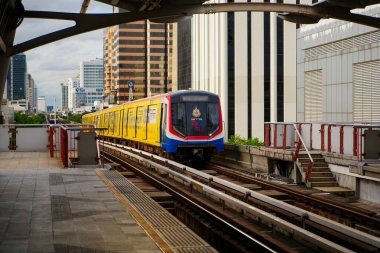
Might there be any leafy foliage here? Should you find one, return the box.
[227,134,264,147]
[68,112,91,123]
[14,112,45,124]
[68,114,83,123]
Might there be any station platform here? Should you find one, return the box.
[0,152,215,253]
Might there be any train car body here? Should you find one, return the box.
[83,90,224,160]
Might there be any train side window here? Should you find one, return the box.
[172,103,186,136]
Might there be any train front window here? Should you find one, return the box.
[172,103,186,136]
[172,101,220,137]
[207,103,220,136]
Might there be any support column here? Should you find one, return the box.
[0,30,16,124]
[270,2,277,122]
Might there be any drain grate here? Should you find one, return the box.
[98,170,217,253]
[157,227,210,247]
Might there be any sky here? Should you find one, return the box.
[15,0,112,106]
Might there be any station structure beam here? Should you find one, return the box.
[2,1,380,119]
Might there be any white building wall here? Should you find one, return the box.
[192,0,298,141]
[283,1,297,122]
[297,5,380,123]
[234,9,248,138]
[251,12,265,139]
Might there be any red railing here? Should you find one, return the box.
[266,122,380,163]
[60,128,68,167]
[264,122,313,151]
[305,160,313,183]
[49,127,54,158]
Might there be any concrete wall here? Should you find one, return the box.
[216,144,269,173]
[330,163,380,204]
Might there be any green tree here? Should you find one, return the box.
[14,112,45,124]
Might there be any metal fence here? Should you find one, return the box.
[264,122,380,162]
[0,124,105,167]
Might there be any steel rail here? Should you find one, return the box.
[210,163,380,225]
[101,142,363,253]
[101,150,277,253]
[101,141,380,249]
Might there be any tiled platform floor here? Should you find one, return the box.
[0,152,162,253]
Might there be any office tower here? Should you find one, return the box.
[80,59,104,106]
[61,83,68,110]
[104,15,177,104]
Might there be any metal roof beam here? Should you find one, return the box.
[9,2,380,56]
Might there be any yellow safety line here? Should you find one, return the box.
[95,170,175,253]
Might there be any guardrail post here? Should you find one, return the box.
[321,124,325,151]
[353,127,358,157]
[327,124,332,153]
[274,124,278,149]
[310,124,313,150]
[265,124,270,147]
[340,126,344,154]
[49,127,54,158]
[283,124,287,150]
[60,127,68,167]
[305,160,313,183]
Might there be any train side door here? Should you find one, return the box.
[109,112,115,135]
[104,113,109,135]
[128,108,136,139]
[136,106,147,140]
[122,108,128,139]
[147,104,159,144]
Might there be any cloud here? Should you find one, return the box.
[14,0,111,106]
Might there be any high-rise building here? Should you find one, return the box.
[6,67,11,99]
[80,59,104,106]
[191,0,300,140]
[177,18,192,90]
[26,74,35,110]
[33,86,38,111]
[67,77,80,111]
[11,53,27,100]
[104,12,177,104]
[61,83,68,111]
[37,96,46,113]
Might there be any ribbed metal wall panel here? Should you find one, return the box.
[305,30,380,59]
[353,60,380,122]
[304,70,322,122]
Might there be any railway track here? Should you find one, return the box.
[100,142,380,253]
[203,162,380,235]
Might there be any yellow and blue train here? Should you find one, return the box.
[82,90,224,161]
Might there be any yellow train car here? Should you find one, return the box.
[83,90,224,160]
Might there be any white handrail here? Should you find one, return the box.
[293,123,313,163]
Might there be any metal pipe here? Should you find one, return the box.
[293,123,313,164]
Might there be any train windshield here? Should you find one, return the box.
[172,102,220,137]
